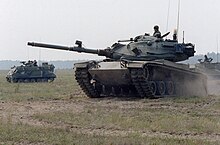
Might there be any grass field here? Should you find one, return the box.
[0,69,220,145]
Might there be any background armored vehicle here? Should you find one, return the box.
[195,55,220,95]
[6,60,56,83]
[28,31,207,98]
[196,55,220,79]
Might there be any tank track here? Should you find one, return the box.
[9,78,54,83]
[75,67,172,98]
[130,68,154,98]
[75,68,100,98]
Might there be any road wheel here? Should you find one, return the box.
[166,81,174,95]
[157,81,166,95]
[149,81,157,95]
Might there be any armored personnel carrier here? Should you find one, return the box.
[6,60,56,83]
[195,55,220,79]
[28,31,207,98]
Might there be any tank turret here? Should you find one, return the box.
[28,33,195,62]
[27,30,206,98]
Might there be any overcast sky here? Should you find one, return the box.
[1,0,220,61]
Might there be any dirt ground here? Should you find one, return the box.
[0,69,220,144]
[1,95,220,143]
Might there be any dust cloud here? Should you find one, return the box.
[207,76,220,96]
[178,76,208,97]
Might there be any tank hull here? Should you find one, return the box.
[74,60,207,98]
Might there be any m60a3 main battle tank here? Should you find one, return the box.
[28,31,207,98]
[6,60,56,83]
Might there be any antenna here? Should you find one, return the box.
[177,0,181,37]
[217,36,219,63]
[166,0,171,32]
[183,31,185,43]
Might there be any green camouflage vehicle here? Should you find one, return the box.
[196,55,220,79]
[6,60,56,83]
[28,30,207,98]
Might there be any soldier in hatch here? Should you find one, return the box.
[153,25,161,38]
[204,55,213,63]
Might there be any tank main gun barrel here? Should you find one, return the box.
[28,42,98,54]
[27,42,112,58]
